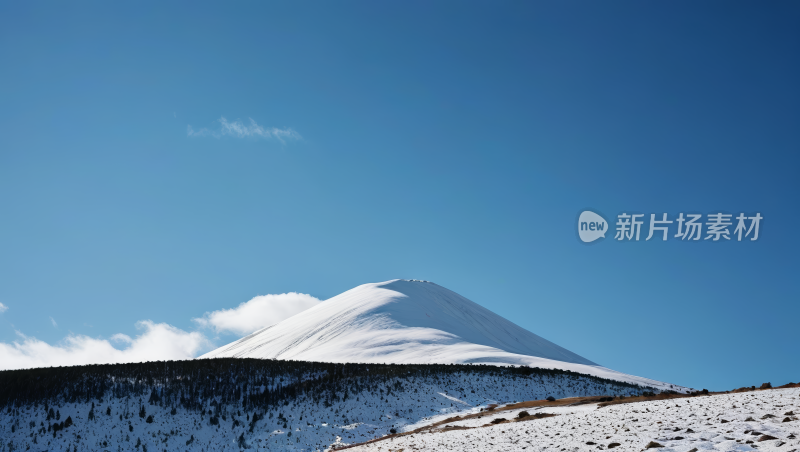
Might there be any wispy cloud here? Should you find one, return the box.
[0,321,210,371]
[50,316,58,328]
[187,117,301,143]
[0,302,7,314]
[193,292,321,336]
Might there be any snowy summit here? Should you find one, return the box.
[201,279,675,390]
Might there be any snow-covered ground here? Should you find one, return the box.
[0,365,651,451]
[202,279,678,391]
[349,387,800,452]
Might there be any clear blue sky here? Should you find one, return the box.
[1,2,798,390]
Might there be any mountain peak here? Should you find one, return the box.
[201,279,672,389]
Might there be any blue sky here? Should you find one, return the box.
[0,2,798,390]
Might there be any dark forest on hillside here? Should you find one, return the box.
[1,359,649,412]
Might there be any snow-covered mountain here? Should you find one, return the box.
[0,280,691,451]
[201,279,675,390]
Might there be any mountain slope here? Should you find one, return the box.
[0,360,657,452]
[348,387,800,452]
[201,279,677,390]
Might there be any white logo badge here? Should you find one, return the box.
[578,211,607,243]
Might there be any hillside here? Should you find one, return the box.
[0,359,655,451]
[348,385,800,452]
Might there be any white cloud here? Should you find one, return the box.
[194,292,321,336]
[0,290,316,370]
[0,321,209,371]
[187,117,301,143]
[0,302,7,314]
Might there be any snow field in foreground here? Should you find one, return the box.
[349,387,800,452]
